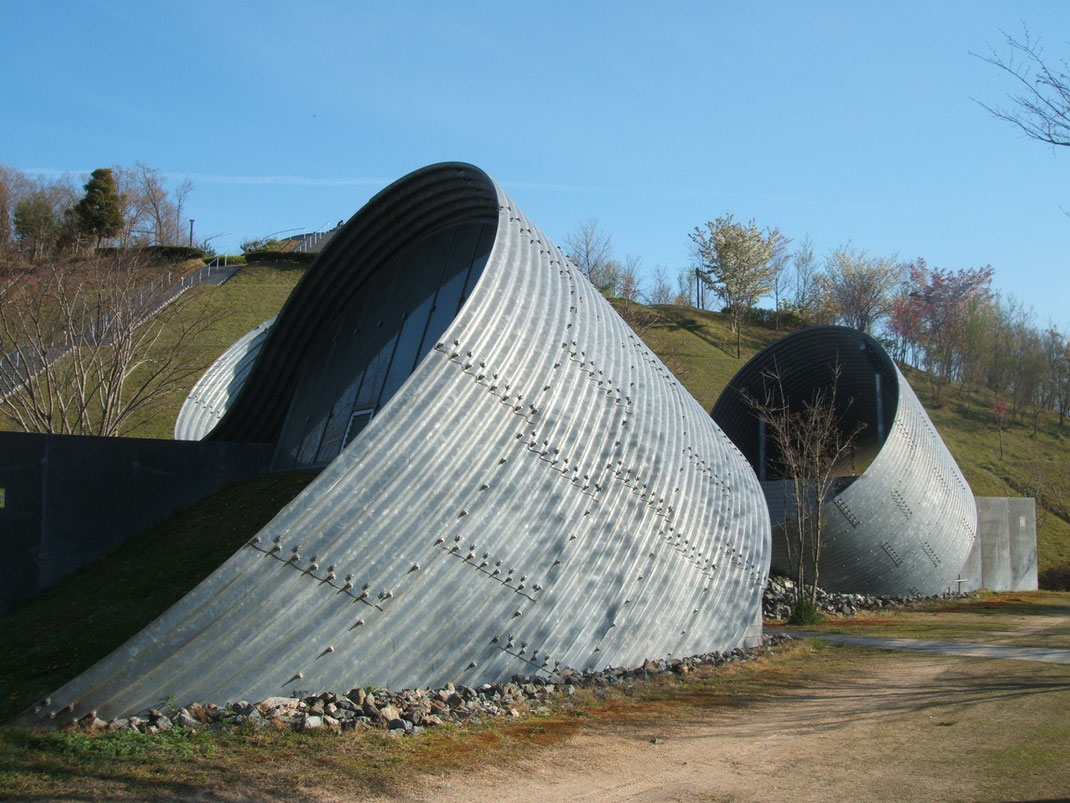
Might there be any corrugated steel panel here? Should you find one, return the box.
[174,317,275,441]
[22,163,770,729]
[711,326,976,597]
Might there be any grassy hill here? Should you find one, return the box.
[121,264,307,439]
[5,262,1067,570]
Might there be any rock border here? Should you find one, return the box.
[71,635,796,736]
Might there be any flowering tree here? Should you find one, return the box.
[895,260,995,399]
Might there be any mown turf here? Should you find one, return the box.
[791,589,1070,647]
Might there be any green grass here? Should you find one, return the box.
[788,589,1070,647]
[612,302,783,411]
[0,470,316,723]
[121,263,306,439]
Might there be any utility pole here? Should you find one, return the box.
[189,219,195,247]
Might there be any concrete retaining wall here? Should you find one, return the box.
[0,431,271,612]
[960,497,1037,592]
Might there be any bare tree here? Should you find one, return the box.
[747,363,865,620]
[690,213,782,357]
[677,266,702,308]
[975,27,1070,148]
[0,252,214,436]
[822,244,904,334]
[898,260,995,400]
[617,253,643,303]
[644,265,675,306]
[790,235,822,322]
[767,229,792,331]
[990,400,1010,459]
[564,218,618,295]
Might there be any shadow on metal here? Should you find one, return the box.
[21,163,770,729]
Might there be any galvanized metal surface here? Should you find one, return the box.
[22,163,770,728]
[174,317,275,441]
[711,326,976,597]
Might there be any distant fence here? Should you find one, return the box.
[293,227,339,253]
[0,259,241,401]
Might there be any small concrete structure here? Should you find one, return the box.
[960,497,1037,592]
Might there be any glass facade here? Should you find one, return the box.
[273,219,495,469]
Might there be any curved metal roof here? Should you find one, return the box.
[23,163,770,728]
[712,325,976,596]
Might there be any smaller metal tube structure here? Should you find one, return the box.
[711,326,976,597]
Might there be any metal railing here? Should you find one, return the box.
[0,259,243,401]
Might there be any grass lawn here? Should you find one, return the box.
[783,589,1070,648]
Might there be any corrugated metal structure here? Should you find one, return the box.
[174,317,274,441]
[711,326,976,597]
[22,163,770,729]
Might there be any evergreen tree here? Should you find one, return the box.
[74,168,123,248]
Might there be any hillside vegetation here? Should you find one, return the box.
[121,264,306,438]
[610,300,1070,573]
[4,262,1067,570]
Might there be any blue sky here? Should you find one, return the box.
[3,0,1068,326]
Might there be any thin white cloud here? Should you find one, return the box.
[504,181,612,193]
[180,173,391,187]
[23,169,390,188]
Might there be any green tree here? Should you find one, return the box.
[74,168,123,248]
[690,213,784,358]
[13,194,58,261]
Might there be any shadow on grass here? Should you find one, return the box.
[0,470,318,724]
[657,644,1070,740]
[649,307,739,359]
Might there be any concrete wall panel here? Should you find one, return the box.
[978,497,1012,591]
[0,432,271,613]
[1008,497,1038,591]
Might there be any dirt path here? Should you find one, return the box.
[388,652,1070,802]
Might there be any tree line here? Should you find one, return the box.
[0,163,195,263]
[563,213,1068,431]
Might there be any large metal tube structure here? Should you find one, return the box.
[711,326,976,597]
[22,163,770,729]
